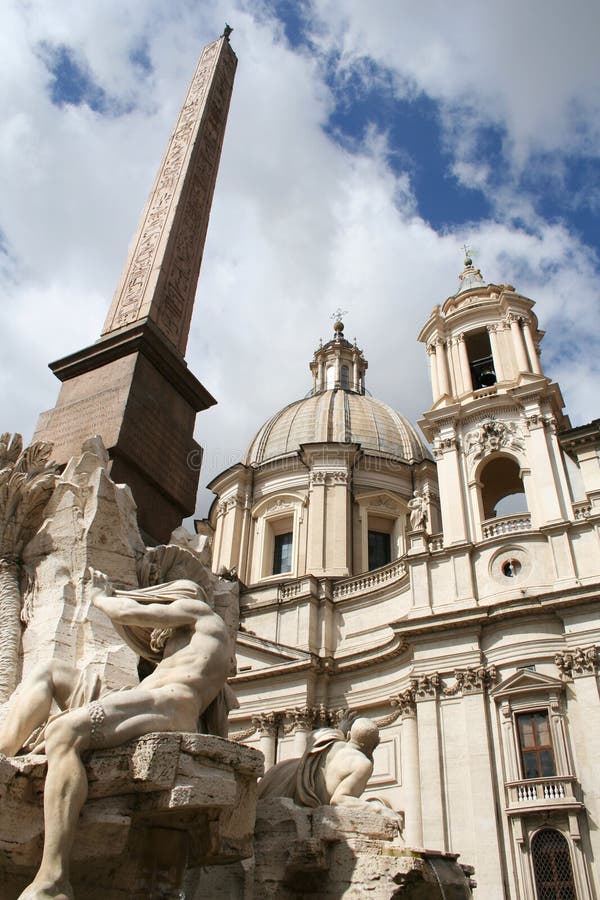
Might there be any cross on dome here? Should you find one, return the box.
[330,308,348,338]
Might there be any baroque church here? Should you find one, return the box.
[207,256,600,900]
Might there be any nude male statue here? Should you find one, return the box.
[258,717,381,808]
[0,570,232,900]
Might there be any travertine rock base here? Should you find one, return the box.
[19,436,144,692]
[0,733,263,900]
[193,798,474,899]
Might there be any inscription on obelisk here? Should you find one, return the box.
[103,35,236,353]
[34,31,237,542]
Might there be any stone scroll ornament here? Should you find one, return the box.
[0,434,57,703]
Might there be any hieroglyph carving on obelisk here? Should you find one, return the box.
[102,34,236,355]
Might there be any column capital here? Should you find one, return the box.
[411,673,441,701]
[390,688,417,718]
[449,665,498,695]
[252,712,282,736]
[282,706,315,734]
[555,646,599,678]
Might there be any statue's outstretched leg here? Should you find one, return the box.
[16,711,89,900]
[0,661,78,757]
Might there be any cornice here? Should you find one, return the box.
[393,584,600,639]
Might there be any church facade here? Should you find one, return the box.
[207,258,600,900]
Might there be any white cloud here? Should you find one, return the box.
[310,0,600,172]
[0,0,598,522]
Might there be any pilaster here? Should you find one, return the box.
[391,689,423,846]
[414,675,446,849]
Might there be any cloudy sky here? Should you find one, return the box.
[1,0,599,516]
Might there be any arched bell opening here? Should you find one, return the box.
[480,455,528,519]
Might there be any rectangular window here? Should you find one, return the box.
[516,711,556,779]
[368,530,391,571]
[273,531,293,575]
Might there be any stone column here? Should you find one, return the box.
[509,315,529,373]
[414,676,446,849]
[288,708,315,756]
[427,343,440,402]
[352,356,359,391]
[486,324,504,382]
[556,649,600,878]
[237,494,252,580]
[253,713,280,771]
[461,680,504,898]
[525,414,566,523]
[393,692,423,847]
[436,339,451,397]
[334,354,341,386]
[521,319,543,375]
[434,432,469,544]
[456,333,472,393]
[325,471,351,576]
[306,472,326,573]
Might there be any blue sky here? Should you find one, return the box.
[0,0,599,514]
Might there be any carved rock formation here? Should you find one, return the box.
[0,434,57,701]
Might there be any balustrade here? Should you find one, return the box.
[505,776,583,814]
[482,513,531,539]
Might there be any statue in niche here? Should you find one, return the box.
[0,569,234,900]
[258,717,402,827]
[408,489,427,531]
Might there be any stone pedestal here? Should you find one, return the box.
[34,323,215,543]
[0,733,263,900]
[194,798,475,899]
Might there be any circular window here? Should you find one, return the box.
[489,546,530,584]
[502,559,521,578]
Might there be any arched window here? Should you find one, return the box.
[532,829,576,900]
[480,456,527,519]
[326,365,335,389]
[341,365,350,388]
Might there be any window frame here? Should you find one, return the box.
[250,493,306,584]
[515,710,557,780]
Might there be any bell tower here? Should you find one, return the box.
[418,254,573,547]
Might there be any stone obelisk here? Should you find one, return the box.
[34,31,237,542]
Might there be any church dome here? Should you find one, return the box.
[243,389,430,465]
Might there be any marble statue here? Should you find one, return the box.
[408,489,427,530]
[258,717,387,811]
[0,569,233,900]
